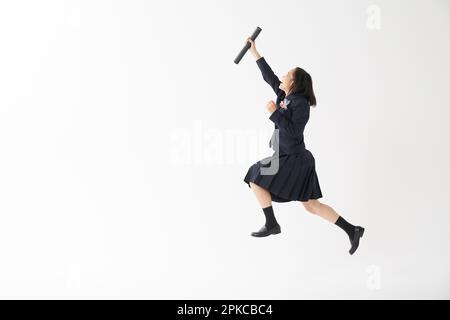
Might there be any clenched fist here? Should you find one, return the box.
[266,100,277,114]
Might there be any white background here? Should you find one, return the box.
[0,0,449,299]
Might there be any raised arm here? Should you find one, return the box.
[255,56,284,97]
[246,38,284,98]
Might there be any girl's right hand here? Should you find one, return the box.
[246,37,257,53]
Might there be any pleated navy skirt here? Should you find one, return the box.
[243,149,323,202]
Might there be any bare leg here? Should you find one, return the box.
[301,199,365,254]
[301,199,340,223]
[249,182,272,208]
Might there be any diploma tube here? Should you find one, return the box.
[234,26,262,64]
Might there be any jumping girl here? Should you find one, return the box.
[243,38,365,255]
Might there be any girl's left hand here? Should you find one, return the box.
[266,100,277,114]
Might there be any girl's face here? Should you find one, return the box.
[279,68,296,94]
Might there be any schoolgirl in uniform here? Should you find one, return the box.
[243,38,365,255]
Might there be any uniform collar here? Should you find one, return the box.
[284,92,308,104]
[285,92,305,99]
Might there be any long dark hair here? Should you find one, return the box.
[291,67,317,107]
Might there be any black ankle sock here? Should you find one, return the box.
[262,205,278,228]
[335,216,355,239]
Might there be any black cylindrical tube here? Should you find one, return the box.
[234,27,262,64]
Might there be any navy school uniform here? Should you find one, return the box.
[243,56,323,202]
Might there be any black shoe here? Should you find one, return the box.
[251,224,281,237]
[349,226,365,255]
